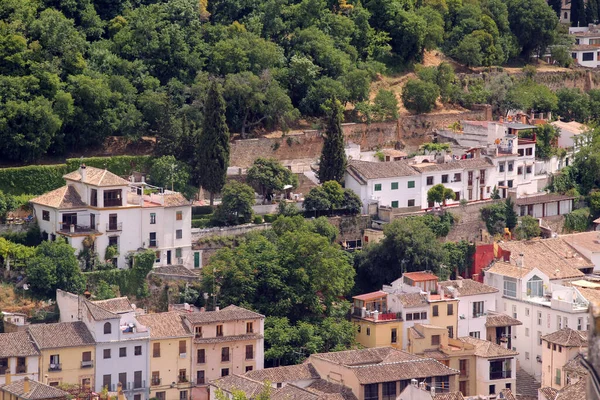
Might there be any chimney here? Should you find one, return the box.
[215,306,220,311]
[44,374,48,385]
[419,382,425,390]
[80,163,87,183]
[373,310,379,322]
[5,373,10,384]
[516,253,524,268]
[411,379,418,387]
[499,116,504,123]
[430,387,436,396]
[23,377,30,394]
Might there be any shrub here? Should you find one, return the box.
[401,79,439,114]
[192,206,214,216]
[564,207,591,232]
[263,214,277,223]
[192,219,211,228]
[253,215,264,224]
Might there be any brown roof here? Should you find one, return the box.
[92,297,133,313]
[244,364,320,383]
[272,384,320,400]
[438,279,498,297]
[0,332,39,357]
[514,193,576,206]
[346,160,419,182]
[184,305,264,324]
[28,322,95,349]
[555,378,586,400]
[423,349,449,360]
[458,336,519,358]
[210,374,265,397]
[63,166,130,187]
[311,347,413,366]
[152,265,200,278]
[194,333,263,344]
[561,231,600,253]
[541,328,588,347]
[136,312,192,339]
[563,354,588,376]
[433,393,465,400]
[352,291,387,301]
[485,261,530,279]
[29,186,86,209]
[163,193,191,207]
[1,379,69,400]
[306,380,358,400]
[577,287,600,304]
[485,312,523,328]
[397,293,428,308]
[411,157,493,173]
[498,389,516,400]
[83,299,119,320]
[403,271,439,282]
[572,44,600,51]
[539,387,558,400]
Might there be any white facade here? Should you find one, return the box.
[456,292,495,339]
[31,165,193,269]
[473,354,516,398]
[569,26,600,68]
[0,355,39,385]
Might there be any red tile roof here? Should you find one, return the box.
[403,271,439,282]
[353,291,387,301]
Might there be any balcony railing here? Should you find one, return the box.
[81,360,93,368]
[490,370,512,380]
[58,223,97,234]
[151,378,161,386]
[148,239,158,248]
[103,199,123,207]
[48,363,62,372]
[178,376,189,384]
[123,381,146,391]
[106,222,123,232]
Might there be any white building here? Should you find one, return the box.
[439,279,499,339]
[569,25,600,68]
[551,120,588,151]
[483,239,593,380]
[56,290,151,400]
[30,165,193,269]
[0,331,40,385]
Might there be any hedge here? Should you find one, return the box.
[0,156,153,195]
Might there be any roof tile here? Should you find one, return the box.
[28,322,95,349]
[1,379,69,400]
[458,336,519,358]
[541,328,588,347]
[244,364,320,383]
[136,312,192,339]
[30,186,86,209]
[439,279,499,297]
[0,332,39,357]
[183,305,264,324]
[63,166,130,187]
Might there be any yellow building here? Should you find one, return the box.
[541,328,588,390]
[0,377,69,400]
[351,291,403,349]
[28,322,96,389]
[429,296,459,340]
[136,311,194,400]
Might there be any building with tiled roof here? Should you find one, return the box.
[244,364,320,385]
[541,328,588,390]
[27,321,96,390]
[0,332,40,385]
[135,312,194,400]
[0,377,69,400]
[554,377,587,400]
[539,387,558,400]
[397,381,465,400]
[30,163,194,270]
[91,297,133,314]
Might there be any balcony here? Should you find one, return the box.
[490,370,512,380]
[81,360,93,368]
[123,381,146,391]
[151,378,161,386]
[58,223,98,235]
[48,363,62,372]
[180,353,187,359]
[106,222,123,232]
[178,376,189,384]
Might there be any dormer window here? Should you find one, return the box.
[527,275,543,298]
[104,322,112,334]
[103,190,122,207]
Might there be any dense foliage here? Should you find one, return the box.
[303,181,361,215]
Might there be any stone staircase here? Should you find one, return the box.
[516,366,540,399]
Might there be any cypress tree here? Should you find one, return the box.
[586,0,599,23]
[548,0,562,17]
[317,96,347,184]
[571,0,586,27]
[195,80,230,205]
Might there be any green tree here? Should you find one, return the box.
[149,156,192,193]
[373,89,399,121]
[195,81,230,205]
[317,97,347,184]
[427,184,456,207]
[247,158,299,203]
[506,0,558,59]
[443,240,475,277]
[535,124,560,160]
[514,216,541,240]
[590,191,600,217]
[303,181,361,215]
[556,88,590,122]
[571,0,586,27]
[504,197,518,230]
[480,202,506,235]
[402,79,439,114]
[211,181,256,226]
[95,280,117,300]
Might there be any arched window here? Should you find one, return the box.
[527,275,543,298]
[104,322,112,334]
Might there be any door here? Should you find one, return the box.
[194,252,200,268]
[167,250,172,265]
[62,213,77,230]
[109,214,117,230]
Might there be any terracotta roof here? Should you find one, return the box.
[485,261,530,279]
[28,322,95,349]
[398,292,428,308]
[551,120,586,136]
[409,327,425,339]
[561,231,600,253]
[433,393,465,400]
[346,160,419,182]
[572,44,599,51]
[0,332,39,357]
[538,387,558,400]
[438,279,498,297]
[403,271,439,282]
[515,193,577,206]
[352,291,387,302]
[1,379,69,399]
[541,328,588,347]
[411,157,493,173]
[498,389,516,400]
[152,265,200,278]
[311,347,413,366]
[163,192,191,207]
[63,166,130,187]
[92,297,133,313]
[485,312,523,327]
[272,384,320,400]
[576,287,600,304]
[29,186,86,209]
[306,380,358,400]
[555,378,586,400]
[83,299,119,320]
[423,350,448,360]
[184,305,264,324]
[563,354,588,376]
[458,336,519,358]
[136,312,192,339]
[194,333,263,344]
[516,366,540,398]
[211,374,266,397]
[244,364,320,383]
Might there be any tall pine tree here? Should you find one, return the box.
[195,80,230,205]
[586,0,599,23]
[571,0,587,27]
[317,96,347,184]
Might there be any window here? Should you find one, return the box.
[583,52,595,61]
[103,375,111,390]
[367,327,371,336]
[508,162,514,172]
[135,346,142,356]
[507,180,513,188]
[180,391,188,400]
[564,319,568,328]
[156,393,166,400]
[433,305,439,317]
[391,328,397,344]
[91,189,98,207]
[391,201,398,208]
[489,385,496,395]
[104,322,112,334]
[525,308,530,317]
[420,312,427,320]
[176,229,183,239]
[447,304,453,316]
[427,176,434,185]
[357,325,361,333]
[364,384,378,400]
[525,328,529,337]
[447,326,454,338]
[382,382,396,400]
[134,371,142,389]
[468,189,473,200]
[119,373,127,388]
[42,210,50,221]
[103,189,122,207]
[406,313,412,321]
[518,149,524,157]
[506,383,511,390]
[503,278,517,297]
[538,331,542,346]
[221,368,229,377]
[152,371,160,386]
[472,301,484,318]
[454,192,460,201]
[150,213,156,224]
[432,335,440,345]
[512,305,517,319]
[559,345,562,353]
[119,348,126,357]
[526,148,533,156]
[195,326,202,338]
[442,174,449,183]
[197,371,205,385]
[197,349,206,364]
[82,378,91,389]
[153,343,161,358]
[134,396,141,400]
[374,184,382,191]
[82,351,91,362]
[174,247,181,258]
[408,181,415,188]
[460,359,468,377]
[538,311,542,326]
[407,199,415,207]
[247,322,254,333]
[469,331,480,339]
[525,351,530,360]
[246,366,253,372]
[221,347,230,362]
[246,345,254,360]
[454,173,461,182]
[179,340,186,355]
[526,165,532,173]
[517,166,523,175]
[578,317,583,330]
[176,211,183,220]
[557,316,562,330]
[216,325,223,337]
[499,163,505,172]
[178,369,187,383]
[103,349,111,359]
[391,182,399,190]
[555,369,561,385]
